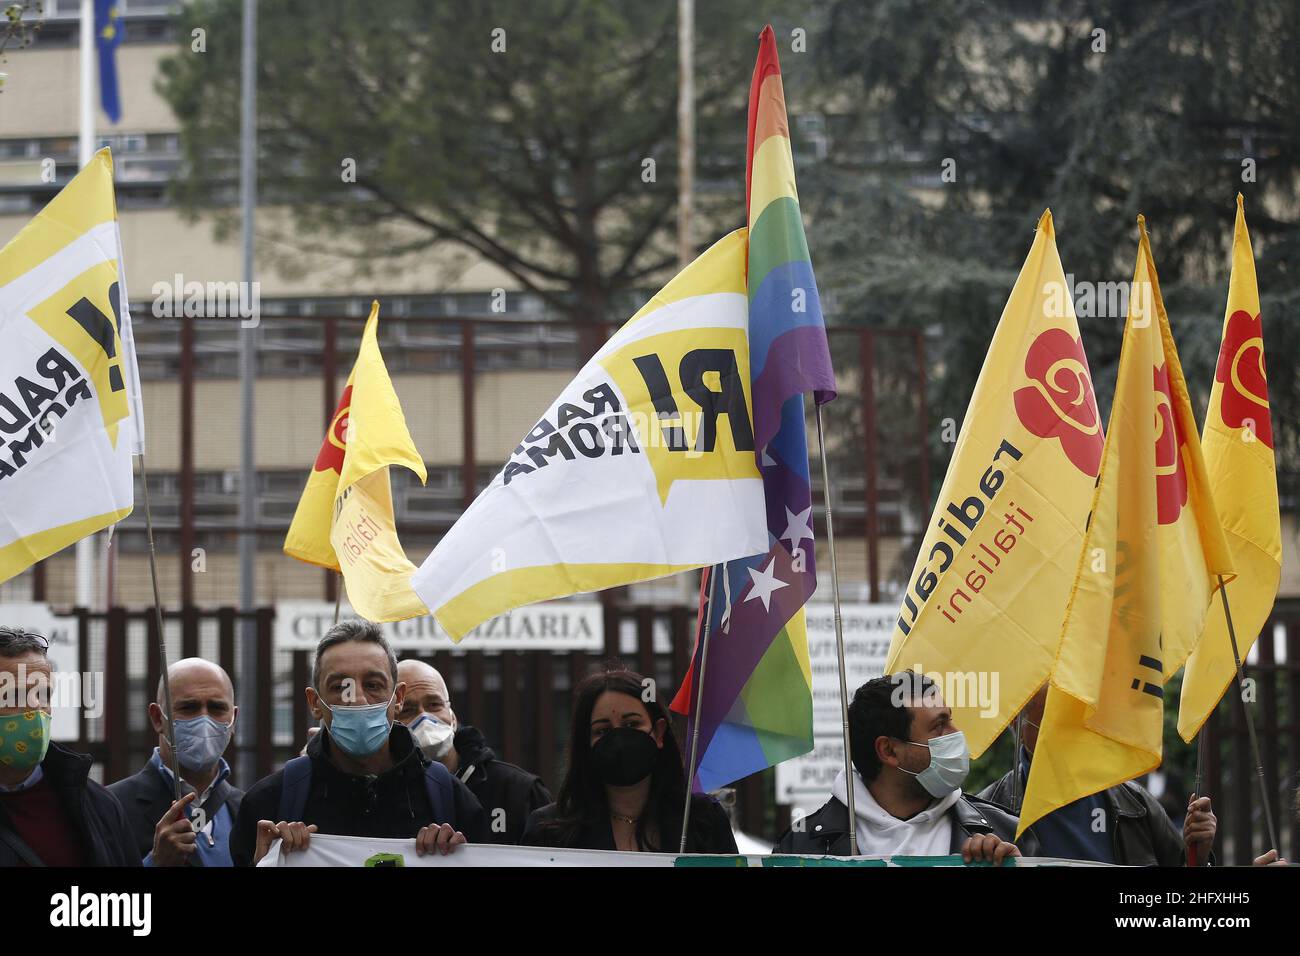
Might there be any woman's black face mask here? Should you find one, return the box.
[591,726,659,787]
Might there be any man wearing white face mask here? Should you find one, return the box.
[109,658,241,867]
[775,673,1033,861]
[396,659,552,844]
[230,622,487,866]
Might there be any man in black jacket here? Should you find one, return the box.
[231,621,488,866]
[775,673,1032,862]
[978,686,1215,866]
[109,658,242,866]
[0,626,139,867]
[396,658,551,844]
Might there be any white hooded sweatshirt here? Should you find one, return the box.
[830,768,961,857]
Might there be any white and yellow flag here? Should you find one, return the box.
[412,229,767,640]
[0,149,144,583]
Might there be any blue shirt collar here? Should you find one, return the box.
[149,747,231,797]
[0,763,43,792]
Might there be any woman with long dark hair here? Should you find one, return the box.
[520,665,737,854]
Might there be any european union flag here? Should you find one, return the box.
[94,0,122,123]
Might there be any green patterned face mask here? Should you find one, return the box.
[0,711,51,772]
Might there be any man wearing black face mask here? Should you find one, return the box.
[230,622,487,866]
[775,673,1032,861]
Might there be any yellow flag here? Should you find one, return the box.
[1178,196,1281,741]
[284,301,428,621]
[1020,219,1233,836]
[884,211,1105,756]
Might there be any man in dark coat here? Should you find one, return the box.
[231,622,487,866]
[397,658,552,844]
[0,626,139,867]
[978,686,1216,866]
[774,673,1034,862]
[109,658,242,866]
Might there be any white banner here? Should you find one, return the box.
[775,603,895,808]
[256,832,1109,867]
[275,600,604,653]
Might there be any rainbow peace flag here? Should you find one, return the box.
[670,25,836,790]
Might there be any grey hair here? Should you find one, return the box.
[312,620,397,690]
[0,626,49,659]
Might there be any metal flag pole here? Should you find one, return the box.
[236,0,259,788]
[679,565,719,853]
[1012,712,1024,813]
[74,0,97,610]
[676,0,694,273]
[333,573,343,624]
[139,452,182,804]
[1215,574,1280,854]
[816,404,858,855]
[1189,727,1209,867]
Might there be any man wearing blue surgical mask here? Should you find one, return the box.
[109,658,241,867]
[775,672,1032,861]
[230,621,487,866]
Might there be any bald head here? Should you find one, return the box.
[157,657,234,706]
[396,659,456,729]
[153,658,235,731]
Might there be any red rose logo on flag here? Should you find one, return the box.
[1013,328,1104,477]
[1215,309,1272,448]
[1153,364,1188,525]
[313,385,352,474]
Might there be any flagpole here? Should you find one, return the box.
[236,0,259,788]
[679,565,719,853]
[333,573,343,624]
[139,451,183,804]
[1012,712,1024,812]
[816,404,858,855]
[1189,728,1208,867]
[1214,575,1280,855]
[74,0,97,610]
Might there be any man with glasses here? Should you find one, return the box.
[230,621,487,866]
[0,626,139,866]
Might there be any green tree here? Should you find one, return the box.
[810,0,1300,508]
[158,0,777,325]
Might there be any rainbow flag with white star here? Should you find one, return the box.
[670,25,836,790]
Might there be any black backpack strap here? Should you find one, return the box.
[276,756,315,824]
[422,760,455,827]
[0,820,45,867]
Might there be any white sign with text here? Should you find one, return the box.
[775,603,895,809]
[275,601,604,653]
